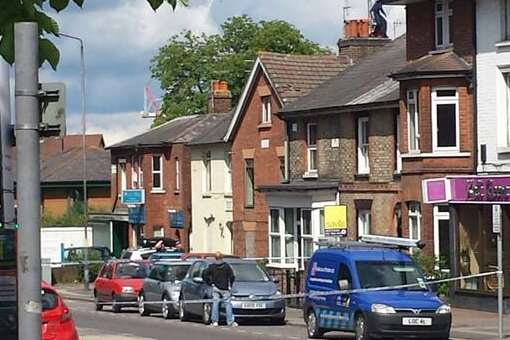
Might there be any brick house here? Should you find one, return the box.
[266,36,406,269]
[108,85,232,255]
[224,52,352,259]
[384,0,476,266]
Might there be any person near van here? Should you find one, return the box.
[202,252,237,327]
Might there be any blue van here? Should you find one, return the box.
[304,241,451,340]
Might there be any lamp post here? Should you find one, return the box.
[59,33,89,290]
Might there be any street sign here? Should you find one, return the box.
[128,206,145,225]
[492,205,502,234]
[169,210,184,229]
[121,189,145,205]
[324,205,347,237]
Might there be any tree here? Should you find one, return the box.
[0,0,188,70]
[151,15,327,125]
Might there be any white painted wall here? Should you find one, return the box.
[476,0,510,173]
[189,143,233,254]
[41,226,92,265]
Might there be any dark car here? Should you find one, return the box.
[179,259,285,325]
[138,261,192,319]
[63,246,113,263]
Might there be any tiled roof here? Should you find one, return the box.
[109,113,233,149]
[258,52,352,103]
[41,146,111,183]
[282,35,406,115]
[390,51,472,79]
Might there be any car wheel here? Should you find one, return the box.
[306,309,324,339]
[112,295,122,313]
[355,314,371,340]
[138,294,150,317]
[179,297,190,321]
[94,291,103,311]
[162,295,172,320]
[202,303,211,325]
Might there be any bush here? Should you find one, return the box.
[412,251,450,297]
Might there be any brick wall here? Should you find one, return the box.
[231,70,286,257]
[42,187,111,218]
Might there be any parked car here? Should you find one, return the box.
[121,248,156,261]
[42,282,79,340]
[148,250,183,263]
[303,238,452,340]
[181,252,239,260]
[94,260,149,313]
[138,261,192,319]
[62,246,113,264]
[179,259,285,324]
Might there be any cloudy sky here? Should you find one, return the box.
[37,0,405,146]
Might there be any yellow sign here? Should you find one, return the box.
[324,205,347,234]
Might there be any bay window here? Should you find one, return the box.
[357,117,370,174]
[307,123,318,173]
[407,89,420,152]
[432,88,459,152]
[435,0,453,49]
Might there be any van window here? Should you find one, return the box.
[356,261,426,290]
[337,263,352,289]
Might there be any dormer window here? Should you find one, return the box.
[435,0,453,49]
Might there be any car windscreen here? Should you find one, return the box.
[356,261,426,291]
[115,262,148,279]
[163,264,191,282]
[230,263,270,282]
[41,289,58,311]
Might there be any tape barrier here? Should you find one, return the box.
[96,270,500,307]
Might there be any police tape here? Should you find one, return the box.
[96,270,501,307]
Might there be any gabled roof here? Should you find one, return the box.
[109,113,233,150]
[224,52,351,141]
[281,35,407,116]
[390,50,472,80]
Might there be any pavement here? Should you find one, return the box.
[56,283,510,340]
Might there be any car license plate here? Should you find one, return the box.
[402,317,432,326]
[241,302,266,309]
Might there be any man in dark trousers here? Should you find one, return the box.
[203,252,237,326]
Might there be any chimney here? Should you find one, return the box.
[338,19,391,65]
[208,80,232,114]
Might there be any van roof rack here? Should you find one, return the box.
[318,235,425,250]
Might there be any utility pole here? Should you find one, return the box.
[15,22,42,340]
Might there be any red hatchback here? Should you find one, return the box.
[42,282,79,340]
[94,260,149,313]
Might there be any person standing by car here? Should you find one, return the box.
[202,252,237,327]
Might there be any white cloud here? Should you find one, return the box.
[66,111,152,147]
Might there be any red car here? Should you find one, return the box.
[42,282,79,340]
[94,260,149,313]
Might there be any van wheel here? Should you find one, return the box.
[355,314,371,340]
[179,297,190,321]
[306,309,324,339]
[94,291,103,311]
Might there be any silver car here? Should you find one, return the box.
[179,259,285,324]
[138,261,191,319]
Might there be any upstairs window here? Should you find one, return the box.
[435,0,453,49]
[261,96,271,124]
[357,117,370,174]
[505,0,510,40]
[138,155,144,188]
[175,158,180,192]
[407,89,420,152]
[152,155,163,190]
[432,88,459,152]
[203,152,212,193]
[307,123,318,173]
[119,160,127,192]
[245,159,254,208]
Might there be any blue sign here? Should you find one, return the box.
[122,189,145,205]
[169,210,184,229]
[128,206,145,224]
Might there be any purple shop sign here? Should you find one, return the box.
[423,176,510,204]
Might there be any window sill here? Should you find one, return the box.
[150,189,166,194]
[497,147,510,155]
[258,122,272,129]
[401,152,470,158]
[202,193,212,198]
[303,171,318,179]
[174,190,180,195]
[224,193,233,198]
[430,46,453,54]
[496,40,510,52]
[355,174,369,181]
[266,262,298,270]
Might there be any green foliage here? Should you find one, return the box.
[151,15,328,125]
[42,205,86,227]
[0,0,188,69]
[412,251,450,297]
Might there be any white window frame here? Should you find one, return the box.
[138,155,144,188]
[357,209,371,237]
[307,123,318,173]
[175,158,180,192]
[432,88,459,153]
[245,159,255,208]
[396,114,402,173]
[409,203,422,241]
[131,156,138,189]
[433,205,450,270]
[407,89,420,152]
[435,0,453,49]
[269,209,282,264]
[505,0,510,41]
[119,162,127,192]
[505,73,510,147]
[357,117,370,174]
[261,96,271,124]
[203,152,212,194]
[300,209,313,269]
[151,155,163,191]
[225,152,232,195]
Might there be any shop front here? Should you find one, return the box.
[423,176,510,313]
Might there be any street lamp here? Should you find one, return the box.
[59,33,89,290]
